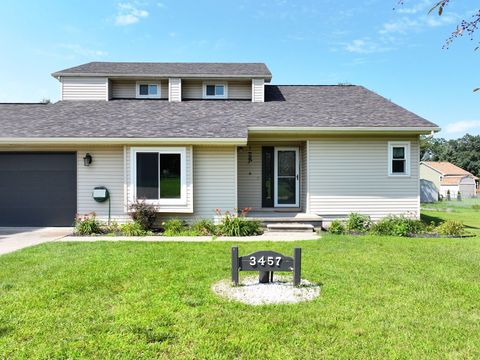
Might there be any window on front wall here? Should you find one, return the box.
[136,82,161,98]
[203,82,227,99]
[134,148,186,204]
[388,141,410,176]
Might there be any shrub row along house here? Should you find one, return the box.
[0,62,439,227]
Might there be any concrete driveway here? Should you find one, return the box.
[0,227,72,256]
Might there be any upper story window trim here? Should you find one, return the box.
[202,81,228,99]
[136,81,161,99]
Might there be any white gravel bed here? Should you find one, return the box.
[212,275,320,305]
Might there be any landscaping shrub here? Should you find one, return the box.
[162,218,189,236]
[216,208,263,236]
[129,200,157,230]
[345,213,372,233]
[472,204,480,211]
[435,220,465,236]
[191,219,218,236]
[371,215,425,237]
[120,222,152,236]
[74,212,103,235]
[328,220,346,235]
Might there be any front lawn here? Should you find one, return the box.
[1,235,480,358]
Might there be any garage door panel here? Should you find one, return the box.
[0,153,76,226]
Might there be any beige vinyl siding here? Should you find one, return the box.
[110,80,168,99]
[188,146,237,219]
[168,78,182,102]
[237,142,305,210]
[61,77,108,101]
[182,80,252,100]
[125,146,193,213]
[237,144,263,209]
[419,163,441,190]
[252,79,265,102]
[308,136,420,220]
[77,147,128,222]
[227,80,251,99]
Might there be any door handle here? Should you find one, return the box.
[296,174,299,181]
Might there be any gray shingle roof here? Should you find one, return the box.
[0,85,438,139]
[52,62,272,80]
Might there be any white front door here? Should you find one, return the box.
[274,147,299,207]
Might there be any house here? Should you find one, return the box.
[0,62,439,227]
[420,161,478,202]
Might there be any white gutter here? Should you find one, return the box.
[52,73,272,82]
[248,126,441,134]
[0,137,248,146]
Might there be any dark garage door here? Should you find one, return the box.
[0,152,76,226]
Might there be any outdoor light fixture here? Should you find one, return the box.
[83,153,93,166]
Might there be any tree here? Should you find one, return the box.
[420,134,480,177]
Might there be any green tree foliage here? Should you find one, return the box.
[420,134,480,177]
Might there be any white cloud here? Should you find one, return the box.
[380,13,458,35]
[445,120,480,135]
[59,44,108,57]
[397,0,431,14]
[115,2,149,26]
[343,38,392,54]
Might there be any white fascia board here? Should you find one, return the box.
[0,137,247,146]
[248,126,441,135]
[52,73,272,81]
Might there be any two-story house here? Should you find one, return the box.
[0,62,439,227]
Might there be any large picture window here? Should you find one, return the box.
[388,141,410,176]
[132,148,186,205]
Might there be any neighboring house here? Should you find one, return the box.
[0,62,439,227]
[420,161,478,202]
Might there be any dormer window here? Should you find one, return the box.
[136,81,161,99]
[203,81,227,99]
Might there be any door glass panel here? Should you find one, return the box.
[278,151,295,176]
[277,178,296,204]
[136,153,159,199]
[160,154,181,198]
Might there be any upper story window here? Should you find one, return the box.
[388,141,410,177]
[132,147,187,205]
[203,81,227,99]
[136,81,161,99]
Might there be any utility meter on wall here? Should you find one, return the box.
[93,186,109,203]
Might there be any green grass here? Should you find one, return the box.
[1,232,480,358]
[422,197,480,236]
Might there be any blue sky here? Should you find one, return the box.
[0,0,478,138]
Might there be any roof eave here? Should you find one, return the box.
[248,126,441,135]
[51,72,272,81]
[0,137,248,146]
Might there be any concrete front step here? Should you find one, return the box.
[266,223,315,233]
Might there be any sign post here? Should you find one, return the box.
[231,246,302,286]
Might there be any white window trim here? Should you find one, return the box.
[388,141,411,177]
[202,81,228,99]
[130,147,187,205]
[135,81,161,99]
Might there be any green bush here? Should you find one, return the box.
[346,213,372,233]
[371,215,425,237]
[191,219,218,236]
[472,204,480,211]
[162,218,189,236]
[328,220,346,235]
[129,200,157,230]
[120,222,152,236]
[74,212,103,235]
[216,209,263,237]
[435,220,464,236]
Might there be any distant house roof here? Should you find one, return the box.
[52,62,272,81]
[422,161,477,178]
[440,176,471,186]
[0,85,439,141]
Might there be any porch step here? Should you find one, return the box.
[266,223,315,232]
